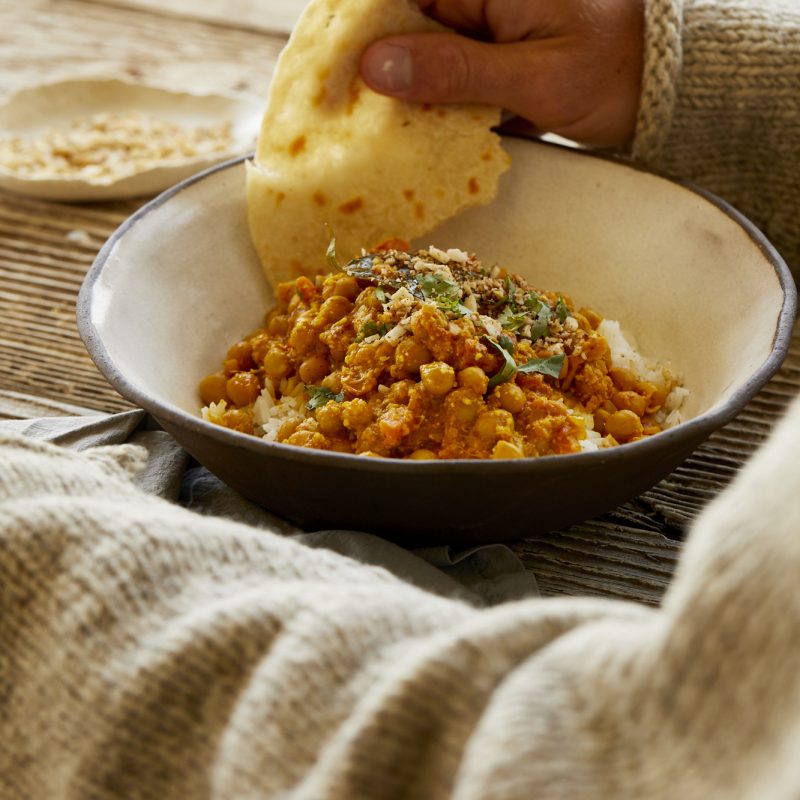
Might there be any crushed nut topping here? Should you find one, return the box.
[0,111,234,182]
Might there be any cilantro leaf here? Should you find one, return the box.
[419,272,461,302]
[305,385,345,410]
[357,321,390,341]
[497,334,515,353]
[523,294,553,340]
[484,336,518,390]
[517,355,565,379]
[504,274,515,304]
[555,295,569,323]
[325,224,339,271]
[419,272,471,317]
[498,305,528,332]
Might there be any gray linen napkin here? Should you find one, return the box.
[1,411,538,606]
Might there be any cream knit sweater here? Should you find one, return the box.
[2,1,800,798]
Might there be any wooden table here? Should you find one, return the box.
[2,0,798,605]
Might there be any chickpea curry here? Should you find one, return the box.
[199,242,680,459]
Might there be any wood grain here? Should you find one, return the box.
[87,0,308,36]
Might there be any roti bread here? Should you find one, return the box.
[246,0,510,288]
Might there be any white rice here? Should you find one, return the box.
[597,319,687,429]
[252,382,306,442]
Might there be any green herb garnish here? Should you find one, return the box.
[357,321,390,341]
[497,334,515,353]
[325,224,339,271]
[555,295,569,323]
[504,274,515,304]
[305,385,345,410]
[419,273,460,301]
[518,354,566,379]
[498,305,528,332]
[484,336,518,390]
[375,286,387,303]
[419,272,471,317]
[523,293,553,340]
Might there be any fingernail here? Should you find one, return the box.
[362,43,412,93]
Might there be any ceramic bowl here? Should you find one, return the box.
[0,78,262,201]
[78,138,796,544]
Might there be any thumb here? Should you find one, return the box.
[360,32,544,113]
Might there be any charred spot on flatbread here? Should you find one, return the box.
[246,0,510,288]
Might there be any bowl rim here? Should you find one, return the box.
[77,137,798,475]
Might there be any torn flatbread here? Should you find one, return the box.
[246,0,510,287]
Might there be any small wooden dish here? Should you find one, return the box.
[0,77,262,201]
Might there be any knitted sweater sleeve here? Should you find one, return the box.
[634,0,800,276]
[2,392,800,800]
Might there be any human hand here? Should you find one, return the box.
[360,0,645,149]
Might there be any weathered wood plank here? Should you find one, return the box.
[87,0,307,36]
[0,0,284,99]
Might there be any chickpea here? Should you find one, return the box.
[222,358,239,377]
[250,333,272,365]
[222,408,254,435]
[609,367,638,392]
[605,409,644,442]
[316,296,353,325]
[226,340,254,371]
[387,378,414,405]
[226,372,261,407]
[342,398,372,431]
[267,314,290,336]
[332,275,360,301]
[321,372,343,393]
[475,409,514,440]
[581,334,609,361]
[395,338,432,374]
[263,347,291,380]
[579,307,603,329]
[573,312,592,332]
[356,287,384,311]
[315,402,344,435]
[450,392,480,425]
[493,382,526,414]
[288,321,317,355]
[612,390,648,417]
[199,372,228,406]
[457,366,489,395]
[420,361,455,396]
[647,385,668,413]
[408,449,437,460]
[287,293,302,312]
[298,355,330,385]
[275,281,295,306]
[491,440,524,459]
[593,407,611,434]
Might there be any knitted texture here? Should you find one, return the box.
[634,0,800,277]
[2,391,800,798]
[634,0,683,162]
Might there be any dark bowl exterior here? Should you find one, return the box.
[155,413,704,544]
[77,147,798,545]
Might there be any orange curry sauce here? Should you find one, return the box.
[199,244,671,459]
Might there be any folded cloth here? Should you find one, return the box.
[0,410,538,605]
